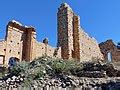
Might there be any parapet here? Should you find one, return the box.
[7,20,36,32]
[59,3,72,11]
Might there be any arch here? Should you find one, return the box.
[99,40,116,61]
[8,57,20,67]
[107,52,112,62]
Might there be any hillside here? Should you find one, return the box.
[0,56,120,89]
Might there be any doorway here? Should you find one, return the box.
[107,52,112,62]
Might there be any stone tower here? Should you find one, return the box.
[22,27,36,61]
[57,3,74,59]
[5,20,24,65]
[4,20,36,65]
[57,3,80,59]
[73,15,80,59]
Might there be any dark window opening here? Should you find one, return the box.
[18,52,20,54]
[4,49,6,51]
[9,50,11,53]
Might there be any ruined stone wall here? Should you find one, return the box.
[99,40,120,62]
[46,45,55,57]
[3,21,37,65]
[0,3,107,66]
[29,31,37,61]
[35,41,46,59]
[54,47,61,58]
[112,50,120,62]
[0,40,6,65]
[57,3,73,59]
[79,28,103,62]
[5,24,24,65]
[0,40,6,55]
[35,41,61,59]
[0,20,62,66]
[57,3,103,61]
[73,15,80,59]
[22,28,36,61]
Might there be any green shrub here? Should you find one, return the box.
[11,61,29,75]
[9,56,112,82]
[25,65,46,80]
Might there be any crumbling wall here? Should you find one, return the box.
[35,41,61,59]
[57,3,103,61]
[0,40,6,65]
[79,28,103,62]
[0,3,108,66]
[99,40,120,62]
[57,3,74,59]
[0,40,6,55]
[5,24,24,65]
[35,41,46,58]
[73,15,80,59]
[22,27,36,61]
[0,20,62,66]
[4,20,37,65]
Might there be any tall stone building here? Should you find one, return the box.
[0,3,104,66]
[57,3,74,59]
[57,3,103,61]
[0,20,61,66]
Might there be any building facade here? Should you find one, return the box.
[0,3,104,66]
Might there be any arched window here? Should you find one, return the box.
[107,52,112,62]
[8,57,20,67]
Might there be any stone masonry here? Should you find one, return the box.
[0,3,105,66]
[0,20,61,66]
[57,3,103,61]
[99,39,120,62]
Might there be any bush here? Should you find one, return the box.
[11,61,29,75]
[6,56,120,83]
[26,65,46,80]
[9,57,85,78]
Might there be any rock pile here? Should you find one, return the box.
[1,73,120,88]
[0,57,120,88]
[71,62,120,78]
[1,74,25,87]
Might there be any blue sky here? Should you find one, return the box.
[0,0,120,46]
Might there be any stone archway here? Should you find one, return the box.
[99,40,116,62]
[107,52,112,62]
[8,57,20,67]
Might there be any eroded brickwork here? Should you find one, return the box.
[5,23,24,65]
[99,40,120,62]
[57,3,74,59]
[79,28,103,61]
[0,20,61,66]
[73,15,80,59]
[57,3,103,61]
[0,40,6,65]
[0,3,106,66]
[0,40,6,56]
[35,41,61,59]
